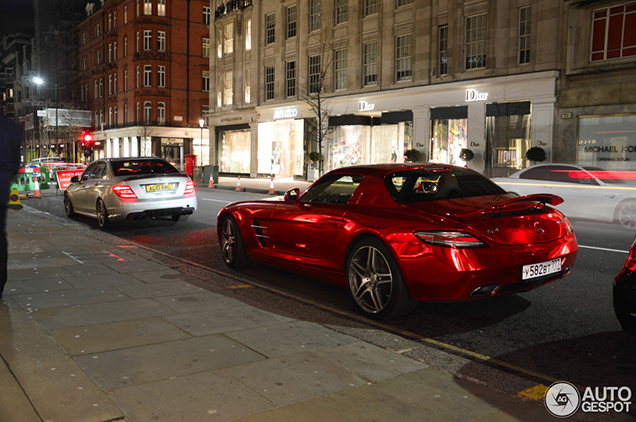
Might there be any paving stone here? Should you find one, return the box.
[115,280,205,299]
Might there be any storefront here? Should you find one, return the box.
[576,114,636,170]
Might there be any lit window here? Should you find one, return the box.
[224,23,233,54]
[158,0,166,16]
[246,19,251,50]
[265,13,275,45]
[465,13,487,69]
[245,69,251,103]
[144,0,152,15]
[224,71,233,105]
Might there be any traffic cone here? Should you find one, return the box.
[235,175,241,191]
[269,175,275,194]
[208,174,215,188]
[8,188,23,210]
[32,177,41,198]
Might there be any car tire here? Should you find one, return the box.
[346,237,417,320]
[219,214,249,268]
[96,199,110,229]
[64,193,75,217]
[616,201,636,229]
[614,278,636,337]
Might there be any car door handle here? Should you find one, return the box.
[603,194,616,199]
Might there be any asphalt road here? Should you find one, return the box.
[20,187,636,408]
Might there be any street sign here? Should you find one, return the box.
[55,169,84,190]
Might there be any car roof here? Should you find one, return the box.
[328,163,468,177]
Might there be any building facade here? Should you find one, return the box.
[76,0,211,169]
[207,0,636,179]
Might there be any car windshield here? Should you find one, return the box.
[111,159,179,176]
[386,167,506,203]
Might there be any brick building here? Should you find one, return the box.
[76,0,211,169]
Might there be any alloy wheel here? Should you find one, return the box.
[348,245,394,314]
[618,202,636,229]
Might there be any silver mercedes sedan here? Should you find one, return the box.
[64,157,197,228]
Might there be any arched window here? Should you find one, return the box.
[144,101,152,123]
[157,102,165,125]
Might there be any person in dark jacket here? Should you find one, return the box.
[0,104,22,297]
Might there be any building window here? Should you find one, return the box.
[114,42,118,60]
[99,78,103,97]
[124,70,128,90]
[335,0,348,24]
[144,30,152,50]
[124,104,128,124]
[108,14,112,31]
[136,66,140,87]
[136,32,140,52]
[83,57,87,71]
[94,80,98,98]
[591,2,636,61]
[158,66,165,87]
[286,60,296,97]
[245,68,251,103]
[144,101,152,123]
[439,25,448,75]
[363,42,378,86]
[144,0,152,15]
[265,13,275,45]
[265,65,275,100]
[109,44,113,62]
[203,6,210,25]
[157,102,165,124]
[224,23,233,54]
[144,65,152,86]
[124,37,128,56]
[158,31,166,51]
[136,102,140,122]
[246,19,251,50]
[124,6,128,23]
[396,34,412,81]
[96,23,100,37]
[109,108,112,126]
[97,50,101,64]
[465,13,487,69]
[114,73,118,93]
[158,0,166,16]
[114,106,118,125]
[287,5,297,39]
[334,48,347,90]
[396,0,412,6]
[518,6,531,64]
[309,0,321,32]
[83,32,86,45]
[202,70,210,91]
[308,55,321,93]
[224,71,233,105]
[202,38,210,57]
[363,0,378,17]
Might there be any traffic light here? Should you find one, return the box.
[81,131,94,145]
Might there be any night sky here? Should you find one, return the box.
[0,0,34,37]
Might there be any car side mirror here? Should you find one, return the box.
[70,176,79,183]
[284,188,300,202]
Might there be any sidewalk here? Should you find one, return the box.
[1,206,559,422]
[196,175,312,195]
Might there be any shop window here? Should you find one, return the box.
[431,107,468,166]
[309,0,321,32]
[335,0,348,24]
[591,2,636,61]
[486,101,532,177]
[518,6,531,64]
[220,129,251,173]
[287,5,297,39]
[258,120,304,176]
[577,114,636,169]
[465,13,487,69]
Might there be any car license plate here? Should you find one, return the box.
[522,258,562,280]
[145,183,174,192]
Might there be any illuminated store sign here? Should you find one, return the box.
[465,89,489,102]
[273,108,298,119]
[359,101,375,112]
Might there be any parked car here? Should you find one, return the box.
[614,237,636,336]
[64,157,197,228]
[491,164,636,228]
[217,164,578,319]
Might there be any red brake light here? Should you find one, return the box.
[625,239,636,271]
[414,231,487,248]
[184,179,195,195]
[113,184,137,199]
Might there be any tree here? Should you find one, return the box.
[304,33,335,176]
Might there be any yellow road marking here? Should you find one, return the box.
[517,384,549,401]
[226,284,254,289]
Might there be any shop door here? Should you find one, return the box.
[162,145,181,167]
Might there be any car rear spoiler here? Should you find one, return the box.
[466,194,564,217]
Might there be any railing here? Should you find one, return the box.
[215,0,252,20]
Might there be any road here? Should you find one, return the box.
[21,187,636,409]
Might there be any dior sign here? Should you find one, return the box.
[465,89,489,102]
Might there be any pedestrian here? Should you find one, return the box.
[0,102,22,297]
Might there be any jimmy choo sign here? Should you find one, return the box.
[465,89,489,102]
[273,108,298,119]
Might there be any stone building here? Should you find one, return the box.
[76,0,211,169]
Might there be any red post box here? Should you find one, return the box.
[184,154,197,177]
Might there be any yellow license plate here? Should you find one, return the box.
[145,183,174,192]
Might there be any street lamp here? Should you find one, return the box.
[33,77,58,157]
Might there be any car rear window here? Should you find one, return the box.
[386,168,506,203]
[111,159,179,176]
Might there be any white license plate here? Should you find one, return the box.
[522,258,562,280]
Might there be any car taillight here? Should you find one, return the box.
[414,231,487,248]
[624,239,636,271]
[184,179,195,195]
[113,184,137,199]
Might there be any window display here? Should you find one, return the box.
[220,130,250,173]
[431,118,468,166]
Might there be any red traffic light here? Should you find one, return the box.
[81,131,94,144]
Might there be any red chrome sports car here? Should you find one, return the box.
[217,164,578,319]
